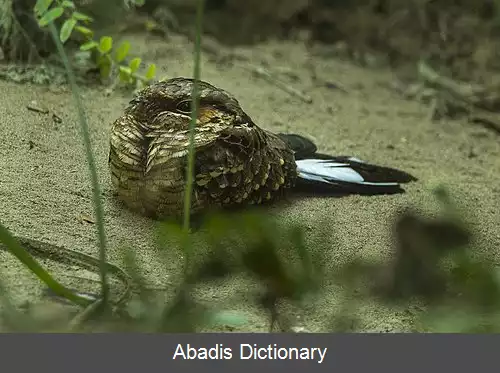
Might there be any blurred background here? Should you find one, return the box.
[4,0,500,83]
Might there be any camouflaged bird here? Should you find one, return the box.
[109,77,417,219]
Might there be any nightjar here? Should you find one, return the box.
[109,77,416,219]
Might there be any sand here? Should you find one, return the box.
[0,31,499,332]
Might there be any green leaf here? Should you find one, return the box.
[99,62,112,79]
[119,66,133,82]
[74,25,93,37]
[98,36,113,54]
[60,18,77,43]
[80,41,98,51]
[61,0,75,8]
[34,0,54,16]
[72,11,93,22]
[98,55,112,79]
[129,57,142,73]
[97,54,111,63]
[119,65,132,74]
[145,63,156,80]
[114,41,130,63]
[38,6,64,26]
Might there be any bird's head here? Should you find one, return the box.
[126,77,254,132]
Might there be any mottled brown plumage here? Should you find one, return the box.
[110,77,417,219]
[109,77,298,219]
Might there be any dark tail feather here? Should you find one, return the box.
[315,155,417,183]
[295,157,417,195]
[277,133,417,195]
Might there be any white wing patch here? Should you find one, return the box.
[295,159,399,186]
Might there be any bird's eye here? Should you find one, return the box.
[176,100,192,114]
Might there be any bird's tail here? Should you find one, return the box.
[277,133,417,195]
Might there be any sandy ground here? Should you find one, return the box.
[1,31,499,332]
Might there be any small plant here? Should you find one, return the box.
[33,0,157,88]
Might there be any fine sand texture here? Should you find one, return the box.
[1,32,499,331]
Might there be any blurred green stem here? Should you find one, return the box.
[182,0,205,274]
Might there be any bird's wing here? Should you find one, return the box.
[276,133,318,159]
[192,126,298,206]
[191,125,269,204]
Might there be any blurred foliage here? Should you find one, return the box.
[0,211,322,332]
[2,186,500,333]
[33,0,156,87]
[332,186,500,333]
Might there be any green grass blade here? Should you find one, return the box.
[182,0,205,272]
[0,223,90,306]
[47,22,110,306]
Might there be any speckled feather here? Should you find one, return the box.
[109,78,297,219]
